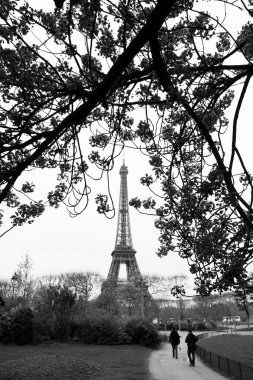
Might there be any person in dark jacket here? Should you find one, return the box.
[169,326,180,359]
[185,329,198,366]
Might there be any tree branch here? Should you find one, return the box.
[0,0,177,204]
[229,74,251,171]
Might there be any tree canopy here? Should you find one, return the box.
[1,0,253,295]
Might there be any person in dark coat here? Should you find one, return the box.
[185,329,198,366]
[169,326,180,359]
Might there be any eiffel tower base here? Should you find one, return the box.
[101,278,156,319]
[101,249,157,319]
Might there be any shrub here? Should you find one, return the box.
[76,318,99,344]
[0,312,13,343]
[140,328,162,348]
[95,317,130,344]
[12,307,34,345]
[125,318,162,348]
[76,317,161,348]
[69,321,79,340]
[159,333,169,342]
[76,317,131,345]
[178,321,190,331]
[192,321,217,331]
[0,307,34,345]
[33,317,51,343]
[33,285,76,342]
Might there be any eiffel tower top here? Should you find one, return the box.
[114,160,134,250]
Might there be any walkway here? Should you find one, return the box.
[149,331,226,380]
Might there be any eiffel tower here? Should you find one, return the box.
[101,161,149,312]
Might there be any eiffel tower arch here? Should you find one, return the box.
[101,161,154,317]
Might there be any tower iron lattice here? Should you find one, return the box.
[102,161,146,291]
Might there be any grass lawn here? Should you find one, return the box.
[198,334,253,367]
[0,342,152,380]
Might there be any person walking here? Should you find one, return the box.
[185,329,198,366]
[169,326,180,359]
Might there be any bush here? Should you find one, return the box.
[166,320,212,331]
[159,333,169,342]
[12,308,34,345]
[69,321,79,340]
[125,318,162,348]
[192,321,217,331]
[0,312,13,343]
[0,307,34,345]
[33,310,52,342]
[33,285,76,342]
[177,321,190,331]
[76,317,131,345]
[96,318,130,344]
[76,318,99,344]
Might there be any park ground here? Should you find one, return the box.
[0,342,151,380]
[0,330,253,379]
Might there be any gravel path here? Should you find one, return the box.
[149,331,226,380]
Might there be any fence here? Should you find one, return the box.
[196,333,253,380]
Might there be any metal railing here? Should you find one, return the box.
[196,333,253,380]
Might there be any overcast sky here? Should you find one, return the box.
[1,152,193,286]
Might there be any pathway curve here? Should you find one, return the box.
[149,331,226,380]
